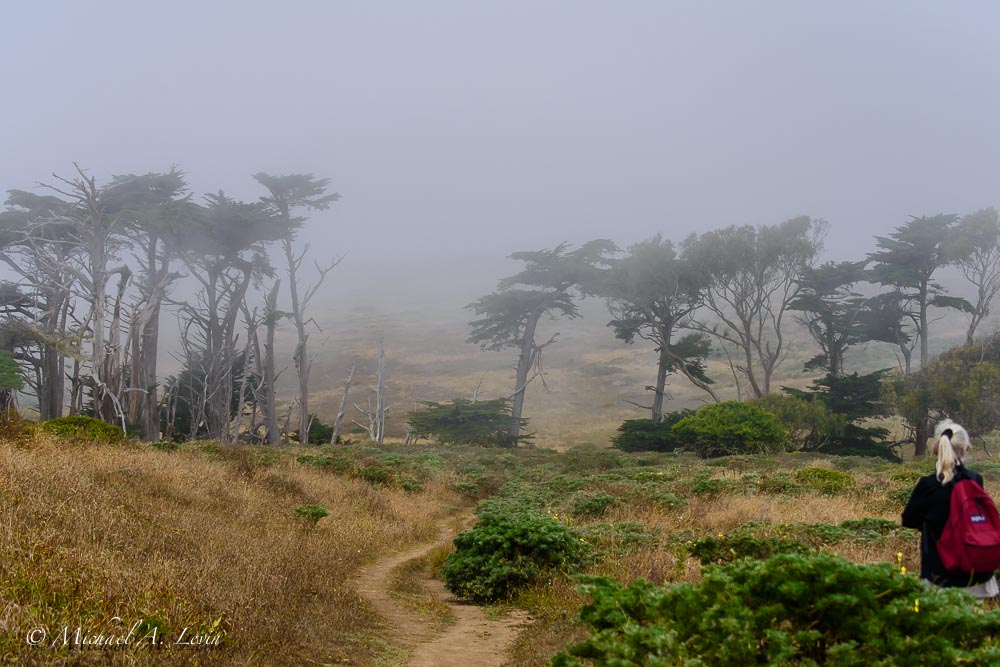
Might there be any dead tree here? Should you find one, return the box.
[353,342,388,443]
[261,280,283,444]
[330,364,355,445]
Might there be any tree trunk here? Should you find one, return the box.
[39,343,62,419]
[509,311,541,445]
[283,238,311,441]
[263,281,281,445]
[919,282,929,368]
[139,306,161,440]
[375,342,386,444]
[651,349,669,421]
[331,365,355,445]
[914,417,929,459]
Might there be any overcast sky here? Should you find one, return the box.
[2,1,999,306]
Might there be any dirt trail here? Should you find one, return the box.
[353,517,530,666]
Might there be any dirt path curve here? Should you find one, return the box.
[354,516,530,666]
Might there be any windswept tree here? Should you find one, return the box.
[467,240,615,444]
[0,191,78,418]
[788,260,876,377]
[101,170,193,439]
[601,235,717,419]
[254,173,340,440]
[867,214,973,456]
[862,290,918,375]
[0,165,141,426]
[945,208,1000,345]
[867,214,972,369]
[683,217,825,398]
[175,192,286,442]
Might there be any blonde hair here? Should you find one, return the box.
[932,419,971,485]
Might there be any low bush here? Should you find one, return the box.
[580,522,658,559]
[689,533,811,565]
[554,552,1000,665]
[296,454,353,475]
[671,401,786,458]
[687,519,901,565]
[758,471,802,495]
[39,415,126,443]
[611,411,692,452]
[150,440,179,452]
[294,504,329,525]
[355,464,392,486]
[399,476,423,494]
[794,467,856,494]
[406,398,530,447]
[441,507,591,603]
[569,492,619,518]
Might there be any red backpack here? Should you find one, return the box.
[937,471,1000,575]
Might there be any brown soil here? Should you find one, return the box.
[353,517,531,666]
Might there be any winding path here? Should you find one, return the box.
[353,517,530,666]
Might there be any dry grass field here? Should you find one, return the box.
[0,432,465,665]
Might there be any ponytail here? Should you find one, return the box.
[937,431,959,485]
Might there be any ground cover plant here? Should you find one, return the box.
[554,553,1000,666]
[441,501,592,603]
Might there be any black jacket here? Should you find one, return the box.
[901,465,995,587]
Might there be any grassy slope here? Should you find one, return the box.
[0,434,465,666]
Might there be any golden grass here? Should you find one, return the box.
[0,434,461,665]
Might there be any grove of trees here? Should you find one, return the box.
[467,210,1000,457]
[0,164,340,444]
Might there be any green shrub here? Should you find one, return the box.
[400,476,423,494]
[754,393,844,452]
[690,477,726,496]
[294,504,329,525]
[441,508,591,603]
[406,398,531,447]
[759,471,803,495]
[579,522,657,559]
[150,440,179,452]
[688,533,811,565]
[631,484,683,509]
[685,519,900,566]
[451,481,480,499]
[794,467,856,494]
[296,454,353,475]
[569,492,619,518]
[611,411,693,452]
[671,401,786,458]
[356,464,392,486]
[838,518,899,536]
[554,553,1000,666]
[39,416,126,443]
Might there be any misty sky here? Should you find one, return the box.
[3,1,1000,305]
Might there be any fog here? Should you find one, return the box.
[3,1,1000,307]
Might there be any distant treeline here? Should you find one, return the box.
[466,211,1000,455]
